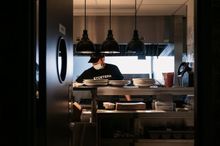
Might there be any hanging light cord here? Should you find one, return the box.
[109,0,111,30]
[135,0,137,30]
[84,0,87,30]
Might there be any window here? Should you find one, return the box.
[73,56,174,85]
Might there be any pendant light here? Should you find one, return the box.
[101,0,120,54]
[127,0,145,54]
[75,0,95,54]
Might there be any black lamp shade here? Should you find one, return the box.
[75,30,95,54]
[101,30,120,53]
[127,30,145,54]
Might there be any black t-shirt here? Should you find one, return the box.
[76,63,123,83]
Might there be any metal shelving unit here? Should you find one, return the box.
[71,86,194,146]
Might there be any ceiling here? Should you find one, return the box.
[73,0,189,16]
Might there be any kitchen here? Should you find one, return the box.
[72,0,193,85]
[70,0,194,146]
[2,0,220,146]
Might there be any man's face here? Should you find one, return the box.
[92,57,105,70]
[92,57,105,66]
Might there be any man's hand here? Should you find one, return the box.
[125,95,131,101]
[72,82,83,87]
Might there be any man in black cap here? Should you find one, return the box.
[76,53,124,82]
[75,53,131,102]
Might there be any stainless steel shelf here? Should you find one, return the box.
[72,85,195,146]
[97,86,194,96]
[97,110,194,118]
[135,139,194,146]
[136,139,194,142]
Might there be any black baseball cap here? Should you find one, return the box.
[88,53,105,63]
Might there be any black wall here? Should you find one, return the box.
[1,0,35,146]
[196,0,220,145]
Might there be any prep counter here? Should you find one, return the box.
[70,86,194,146]
[72,86,194,122]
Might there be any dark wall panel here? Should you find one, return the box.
[196,0,220,145]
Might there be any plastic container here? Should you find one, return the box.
[162,72,174,87]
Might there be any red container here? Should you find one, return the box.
[162,72,174,87]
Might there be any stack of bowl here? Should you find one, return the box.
[132,78,155,87]
[108,80,131,87]
[83,79,108,86]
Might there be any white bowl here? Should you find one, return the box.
[83,79,108,86]
[83,79,108,83]
[132,78,155,87]
[108,80,131,86]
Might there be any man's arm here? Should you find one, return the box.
[125,95,131,101]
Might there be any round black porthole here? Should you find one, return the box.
[56,36,67,83]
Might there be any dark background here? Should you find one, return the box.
[1,1,35,146]
[196,0,220,145]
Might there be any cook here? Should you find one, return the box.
[73,53,131,106]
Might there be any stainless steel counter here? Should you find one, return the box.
[97,110,194,122]
[72,86,195,146]
[72,86,194,114]
[97,86,194,96]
